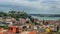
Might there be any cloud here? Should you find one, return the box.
[0,0,60,14]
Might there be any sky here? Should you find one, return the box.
[0,0,60,14]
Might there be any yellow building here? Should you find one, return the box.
[45,27,51,33]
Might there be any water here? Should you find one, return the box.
[32,16,60,20]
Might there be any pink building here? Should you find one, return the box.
[19,18,26,25]
[4,18,16,26]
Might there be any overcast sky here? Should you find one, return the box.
[0,0,60,14]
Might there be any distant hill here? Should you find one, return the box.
[0,11,29,19]
[30,14,60,17]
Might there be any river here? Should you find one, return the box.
[32,16,60,20]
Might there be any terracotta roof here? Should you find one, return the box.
[28,30,36,34]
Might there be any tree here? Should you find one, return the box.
[8,11,29,20]
[33,21,38,25]
[0,10,31,21]
[26,21,29,23]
